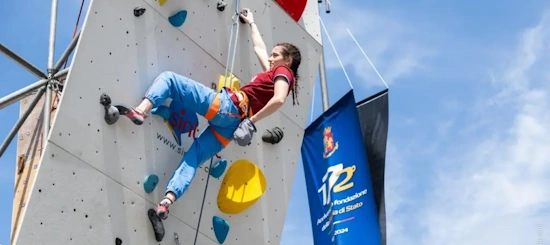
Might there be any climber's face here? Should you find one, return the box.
[268,46,291,69]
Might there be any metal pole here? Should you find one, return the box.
[318,2,330,112]
[53,67,69,80]
[43,0,58,149]
[47,0,58,75]
[42,85,51,150]
[54,30,80,71]
[319,55,330,112]
[0,79,49,110]
[0,87,46,158]
[0,43,47,79]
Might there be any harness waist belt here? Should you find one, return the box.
[229,90,253,119]
[203,88,253,147]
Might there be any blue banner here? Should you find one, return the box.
[301,89,381,245]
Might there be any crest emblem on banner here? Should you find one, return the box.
[323,126,338,158]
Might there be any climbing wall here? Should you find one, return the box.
[12,0,321,244]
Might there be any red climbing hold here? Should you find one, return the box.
[274,0,306,22]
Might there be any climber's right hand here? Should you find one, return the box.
[240,8,254,24]
[233,118,257,146]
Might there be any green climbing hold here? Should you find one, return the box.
[169,10,187,27]
[144,174,159,193]
[212,216,229,244]
[210,159,227,178]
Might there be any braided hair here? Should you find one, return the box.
[276,42,302,105]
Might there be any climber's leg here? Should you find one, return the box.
[122,71,217,125]
[156,91,242,220]
[156,127,226,219]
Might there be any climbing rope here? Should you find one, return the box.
[222,0,242,88]
[193,1,242,244]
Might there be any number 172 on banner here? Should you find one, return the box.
[317,163,356,206]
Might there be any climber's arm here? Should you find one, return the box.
[250,22,270,72]
[249,77,289,123]
[240,8,270,72]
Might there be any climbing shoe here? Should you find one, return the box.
[156,197,172,220]
[115,105,146,125]
[156,203,169,220]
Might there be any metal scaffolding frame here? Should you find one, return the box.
[0,0,81,158]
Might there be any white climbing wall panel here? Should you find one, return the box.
[12,0,321,244]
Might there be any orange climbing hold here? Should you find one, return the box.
[217,159,266,214]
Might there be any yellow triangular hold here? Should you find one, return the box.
[217,159,266,214]
[159,0,167,6]
[218,73,241,92]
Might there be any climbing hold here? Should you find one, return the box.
[209,159,227,178]
[174,232,180,245]
[217,1,227,11]
[239,9,248,24]
[159,0,167,6]
[169,10,187,27]
[143,174,159,193]
[115,237,122,245]
[212,216,230,243]
[262,127,284,144]
[133,6,146,17]
[217,159,266,214]
[148,208,165,242]
[99,93,120,125]
[218,74,240,92]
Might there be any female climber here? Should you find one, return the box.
[120,8,302,220]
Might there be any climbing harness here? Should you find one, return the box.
[204,0,252,145]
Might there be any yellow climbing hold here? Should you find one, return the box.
[217,159,266,214]
[159,0,167,6]
[218,73,240,92]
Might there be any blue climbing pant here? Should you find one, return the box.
[144,71,242,200]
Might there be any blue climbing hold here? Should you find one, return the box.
[143,174,159,193]
[210,159,227,178]
[169,10,187,27]
[212,216,230,244]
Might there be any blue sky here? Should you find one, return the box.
[0,0,91,243]
[282,0,550,244]
[1,0,550,245]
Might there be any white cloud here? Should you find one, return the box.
[318,2,436,88]
[386,9,550,245]
[285,3,550,245]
